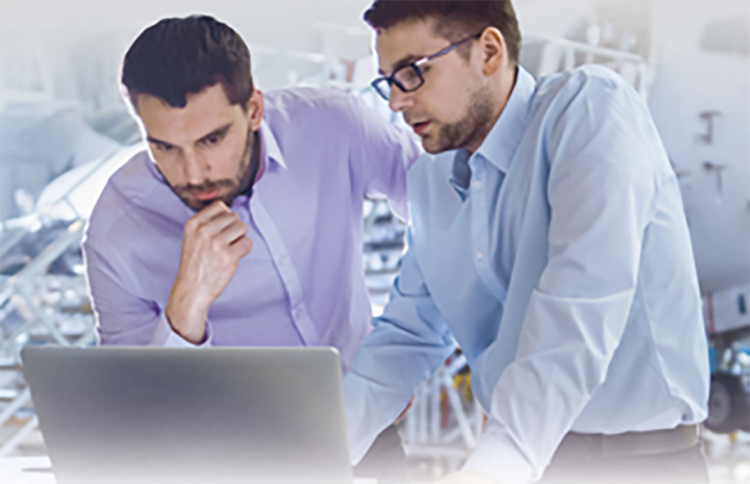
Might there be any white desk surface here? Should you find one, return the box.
[0,457,378,484]
[0,457,54,484]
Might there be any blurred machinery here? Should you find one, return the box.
[645,2,750,435]
[517,0,750,438]
[0,142,145,455]
[0,0,748,465]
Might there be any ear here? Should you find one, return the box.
[245,89,264,131]
[478,27,507,77]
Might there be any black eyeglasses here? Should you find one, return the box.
[371,32,483,101]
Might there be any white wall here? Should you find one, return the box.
[0,0,373,103]
[0,0,374,53]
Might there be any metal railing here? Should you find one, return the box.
[0,144,136,455]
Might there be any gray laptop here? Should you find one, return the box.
[21,346,353,484]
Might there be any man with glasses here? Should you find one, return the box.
[344,1,710,483]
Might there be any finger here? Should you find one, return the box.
[228,236,253,259]
[207,199,231,212]
[185,202,233,234]
[217,219,249,246]
[203,211,241,236]
[187,211,239,239]
[193,199,232,222]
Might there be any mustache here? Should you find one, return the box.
[172,179,236,197]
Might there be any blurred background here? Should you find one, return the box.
[0,0,748,482]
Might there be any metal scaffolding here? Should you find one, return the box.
[0,146,132,455]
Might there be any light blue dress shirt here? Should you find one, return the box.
[343,66,710,482]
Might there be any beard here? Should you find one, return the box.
[423,86,496,154]
[170,127,258,212]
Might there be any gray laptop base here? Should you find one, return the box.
[21,346,353,484]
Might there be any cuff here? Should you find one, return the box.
[462,423,536,484]
[151,312,213,347]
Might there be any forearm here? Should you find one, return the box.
[344,255,456,463]
[164,282,210,345]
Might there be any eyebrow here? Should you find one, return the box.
[196,123,232,144]
[146,136,173,149]
[146,122,233,148]
[379,53,423,75]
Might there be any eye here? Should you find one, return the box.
[201,133,225,146]
[153,143,174,153]
[395,65,423,89]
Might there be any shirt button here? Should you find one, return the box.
[293,308,303,319]
[474,181,482,189]
[476,251,484,260]
[279,255,288,265]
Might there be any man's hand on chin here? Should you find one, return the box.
[166,200,252,344]
[436,470,502,484]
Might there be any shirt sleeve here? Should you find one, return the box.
[347,95,422,221]
[83,236,212,348]
[151,312,213,347]
[463,76,660,483]
[343,229,456,464]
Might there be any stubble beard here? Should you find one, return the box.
[171,126,257,212]
[424,86,495,155]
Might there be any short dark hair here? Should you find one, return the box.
[363,0,521,64]
[122,15,253,110]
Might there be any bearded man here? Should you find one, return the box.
[82,15,418,483]
[343,1,710,483]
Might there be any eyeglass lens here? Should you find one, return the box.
[373,65,423,100]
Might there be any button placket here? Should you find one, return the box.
[471,158,488,265]
[249,195,320,345]
[469,157,508,305]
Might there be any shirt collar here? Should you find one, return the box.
[259,119,287,171]
[474,66,536,173]
[449,148,472,201]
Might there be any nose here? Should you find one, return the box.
[388,87,414,113]
[182,148,209,186]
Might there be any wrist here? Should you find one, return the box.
[165,287,209,345]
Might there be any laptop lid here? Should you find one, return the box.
[21,346,353,484]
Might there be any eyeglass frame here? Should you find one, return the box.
[370,31,484,101]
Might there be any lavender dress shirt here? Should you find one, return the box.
[82,87,420,372]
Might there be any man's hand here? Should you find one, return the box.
[436,471,502,484]
[165,201,252,344]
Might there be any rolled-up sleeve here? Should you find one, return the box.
[83,236,211,348]
[464,77,658,482]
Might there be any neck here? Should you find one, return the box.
[238,130,261,196]
[466,65,518,153]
